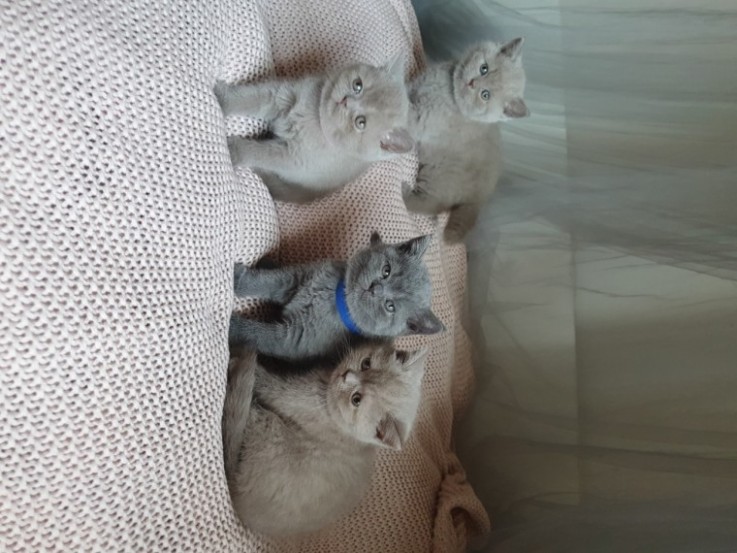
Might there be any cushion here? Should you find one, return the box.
[0,0,489,550]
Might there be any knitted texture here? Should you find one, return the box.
[0,0,490,551]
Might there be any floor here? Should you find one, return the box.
[412,0,737,550]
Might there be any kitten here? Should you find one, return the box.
[403,38,529,243]
[229,232,444,361]
[222,343,427,536]
[215,59,414,203]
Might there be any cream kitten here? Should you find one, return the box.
[403,38,529,242]
[223,343,427,536]
[215,60,414,203]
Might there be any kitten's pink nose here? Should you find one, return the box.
[338,96,348,107]
[468,79,475,88]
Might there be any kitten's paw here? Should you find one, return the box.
[443,222,468,244]
[214,81,233,114]
[233,263,251,295]
[401,180,415,200]
[402,182,440,214]
[226,135,241,158]
[234,262,248,277]
[228,313,251,346]
[226,136,254,167]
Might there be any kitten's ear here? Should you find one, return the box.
[396,234,432,258]
[405,309,445,335]
[504,97,530,119]
[396,347,428,372]
[370,231,383,247]
[499,37,524,62]
[375,414,405,450]
[380,128,414,154]
[383,54,407,83]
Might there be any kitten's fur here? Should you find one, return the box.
[215,60,414,203]
[229,232,444,361]
[223,343,427,536]
[403,38,528,243]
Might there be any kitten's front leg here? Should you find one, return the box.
[444,203,481,244]
[222,351,257,481]
[233,263,297,304]
[227,137,293,172]
[229,315,306,360]
[229,315,270,349]
[402,181,445,214]
[214,81,282,120]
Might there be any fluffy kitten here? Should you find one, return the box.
[229,232,444,361]
[215,60,414,203]
[223,343,427,536]
[403,38,529,242]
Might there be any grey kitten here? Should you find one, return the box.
[215,59,414,203]
[223,343,427,536]
[229,232,444,361]
[403,38,529,243]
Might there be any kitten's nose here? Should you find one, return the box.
[338,96,348,107]
[369,283,383,295]
[468,79,475,88]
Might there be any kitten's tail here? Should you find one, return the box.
[222,351,258,486]
[444,203,481,244]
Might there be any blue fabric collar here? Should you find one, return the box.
[336,279,362,336]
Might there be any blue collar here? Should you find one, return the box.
[335,279,362,336]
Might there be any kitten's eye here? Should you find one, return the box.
[354,115,367,131]
[351,392,362,407]
[480,63,489,76]
[480,89,491,101]
[361,357,371,371]
[352,77,363,94]
[385,300,395,312]
[381,263,391,279]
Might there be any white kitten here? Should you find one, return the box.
[404,39,529,242]
[216,60,414,203]
[222,343,427,536]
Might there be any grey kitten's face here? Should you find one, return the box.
[320,60,414,159]
[326,343,427,450]
[452,38,529,123]
[345,232,444,337]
